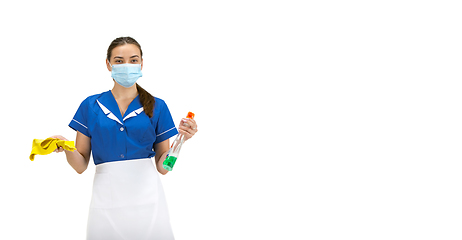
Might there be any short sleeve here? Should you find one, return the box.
[69,98,91,138]
[154,100,178,144]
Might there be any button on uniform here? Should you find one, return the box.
[120,127,124,132]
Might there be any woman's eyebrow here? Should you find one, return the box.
[130,55,140,58]
[114,56,124,59]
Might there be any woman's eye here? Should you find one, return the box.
[131,59,138,63]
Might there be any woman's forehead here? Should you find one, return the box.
[111,44,141,58]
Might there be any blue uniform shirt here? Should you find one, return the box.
[69,90,178,165]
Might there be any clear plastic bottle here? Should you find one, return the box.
[163,112,195,171]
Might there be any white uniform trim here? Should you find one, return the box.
[96,100,111,114]
[72,119,88,129]
[123,107,144,121]
[157,127,176,137]
[97,99,123,125]
[97,100,144,125]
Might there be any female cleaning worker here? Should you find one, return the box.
[51,36,197,239]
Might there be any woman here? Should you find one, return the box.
[52,36,197,239]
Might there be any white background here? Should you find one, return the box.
[0,0,461,239]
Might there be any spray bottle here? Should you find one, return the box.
[163,112,195,171]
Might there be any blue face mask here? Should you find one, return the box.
[109,62,143,88]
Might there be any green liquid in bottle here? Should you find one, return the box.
[163,155,178,171]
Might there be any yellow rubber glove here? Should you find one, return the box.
[30,138,76,161]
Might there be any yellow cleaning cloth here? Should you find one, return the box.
[30,138,76,161]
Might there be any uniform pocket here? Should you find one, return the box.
[141,125,156,144]
[125,115,156,145]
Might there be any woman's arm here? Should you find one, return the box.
[154,118,198,175]
[52,131,91,174]
[154,139,170,175]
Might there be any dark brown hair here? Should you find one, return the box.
[107,36,155,118]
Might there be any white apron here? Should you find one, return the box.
[86,158,174,240]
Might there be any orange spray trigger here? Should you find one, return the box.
[186,112,195,119]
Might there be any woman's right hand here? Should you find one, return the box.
[53,131,91,174]
[50,135,69,153]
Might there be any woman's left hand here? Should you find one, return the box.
[179,118,198,141]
